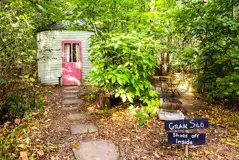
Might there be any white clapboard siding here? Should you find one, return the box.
[37,31,94,85]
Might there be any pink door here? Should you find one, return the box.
[62,41,82,85]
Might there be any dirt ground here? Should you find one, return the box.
[29,86,239,160]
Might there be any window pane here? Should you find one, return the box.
[64,43,71,62]
[73,43,79,62]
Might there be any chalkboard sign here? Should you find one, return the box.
[165,118,208,131]
[168,132,206,145]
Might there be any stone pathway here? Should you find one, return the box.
[62,106,79,111]
[67,113,90,121]
[61,86,119,160]
[73,140,119,160]
[62,99,84,105]
[70,123,98,134]
[63,94,78,99]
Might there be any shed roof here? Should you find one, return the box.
[38,19,88,32]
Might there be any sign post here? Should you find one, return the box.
[165,118,209,157]
[185,130,189,158]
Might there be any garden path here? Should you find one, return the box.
[61,86,119,160]
[30,85,238,159]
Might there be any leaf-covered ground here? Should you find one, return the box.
[1,86,238,160]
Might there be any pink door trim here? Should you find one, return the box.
[62,40,82,86]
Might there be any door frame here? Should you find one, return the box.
[61,40,82,85]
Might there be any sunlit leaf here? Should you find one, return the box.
[36,4,47,13]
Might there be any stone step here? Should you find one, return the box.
[67,113,89,121]
[62,99,83,105]
[70,123,98,134]
[78,92,85,96]
[63,93,78,99]
[63,86,79,90]
[62,106,79,111]
[62,89,79,94]
[73,140,119,160]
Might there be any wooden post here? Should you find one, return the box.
[184,117,189,158]
[185,143,189,157]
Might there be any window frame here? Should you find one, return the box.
[62,40,82,63]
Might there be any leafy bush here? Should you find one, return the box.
[88,32,160,124]
[0,0,65,119]
[84,92,97,101]
[171,0,239,102]
[0,69,43,120]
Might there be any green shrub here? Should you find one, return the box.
[88,32,160,124]
[171,0,239,102]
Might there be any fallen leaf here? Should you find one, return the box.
[88,129,92,133]
[217,124,226,128]
[10,138,14,143]
[18,144,28,149]
[73,143,80,149]
[20,151,28,160]
[15,118,21,125]
[45,119,51,122]
[154,152,160,158]
[31,127,39,130]
[105,92,111,97]
[50,156,59,160]
[37,150,44,156]
[225,141,236,146]
[203,150,210,154]
[122,138,131,142]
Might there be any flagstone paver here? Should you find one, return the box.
[63,86,79,90]
[67,113,89,121]
[78,92,85,96]
[62,99,84,105]
[63,93,78,99]
[61,86,120,159]
[62,106,79,111]
[62,89,79,94]
[70,123,98,134]
[73,140,119,160]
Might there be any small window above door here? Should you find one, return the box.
[64,43,71,62]
[73,43,79,62]
[62,41,82,63]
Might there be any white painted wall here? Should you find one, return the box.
[37,31,94,85]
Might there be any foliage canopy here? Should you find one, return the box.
[1,0,238,127]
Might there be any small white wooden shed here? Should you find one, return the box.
[37,31,94,85]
